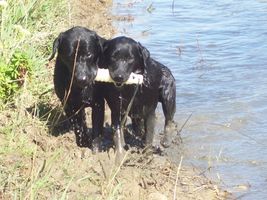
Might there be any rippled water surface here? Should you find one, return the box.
[112,1,267,199]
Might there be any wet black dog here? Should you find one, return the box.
[49,26,105,148]
[100,36,176,156]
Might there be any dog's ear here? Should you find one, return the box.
[103,40,109,53]
[49,33,62,61]
[97,39,109,69]
[138,42,150,69]
[96,35,106,53]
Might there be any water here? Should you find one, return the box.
[112,1,267,199]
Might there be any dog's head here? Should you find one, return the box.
[101,36,150,87]
[50,26,105,88]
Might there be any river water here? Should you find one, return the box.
[112,0,267,199]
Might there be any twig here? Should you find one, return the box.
[39,87,53,98]
[54,104,85,125]
[173,156,183,200]
[177,113,193,134]
[63,38,80,108]
[99,160,108,180]
[53,38,80,126]
[120,84,139,128]
[24,135,38,200]
[196,37,204,64]
[36,159,46,178]
[107,151,129,189]
[60,176,74,200]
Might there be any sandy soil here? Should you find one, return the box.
[70,0,116,39]
[25,131,231,200]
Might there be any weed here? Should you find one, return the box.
[0,0,67,106]
[0,51,32,102]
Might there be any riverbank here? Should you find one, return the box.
[0,0,230,199]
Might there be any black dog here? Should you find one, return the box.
[49,26,105,148]
[100,36,176,156]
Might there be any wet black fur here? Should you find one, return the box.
[100,36,176,150]
[49,26,106,148]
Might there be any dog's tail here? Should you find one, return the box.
[49,33,62,61]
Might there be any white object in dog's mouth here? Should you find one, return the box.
[94,68,143,85]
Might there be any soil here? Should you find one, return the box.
[0,0,232,199]
[70,0,116,39]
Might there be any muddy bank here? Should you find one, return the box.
[24,131,230,199]
[70,0,115,38]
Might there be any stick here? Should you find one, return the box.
[177,113,193,134]
[173,156,183,200]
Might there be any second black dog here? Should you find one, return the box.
[100,36,176,157]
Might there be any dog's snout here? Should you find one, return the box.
[113,75,124,83]
[76,75,88,87]
[81,75,87,81]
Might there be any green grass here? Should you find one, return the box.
[0,0,71,199]
[0,0,67,106]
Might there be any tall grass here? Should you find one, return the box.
[0,0,67,106]
[0,0,69,199]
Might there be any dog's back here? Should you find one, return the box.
[157,61,176,119]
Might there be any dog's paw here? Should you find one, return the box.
[160,136,171,148]
[75,130,92,148]
[91,137,102,154]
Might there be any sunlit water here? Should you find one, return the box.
[112,0,267,199]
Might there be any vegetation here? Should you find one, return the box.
[0,0,66,106]
[0,0,69,198]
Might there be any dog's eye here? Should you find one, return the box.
[134,68,143,74]
[129,58,134,63]
[87,53,93,58]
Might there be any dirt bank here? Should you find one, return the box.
[70,0,115,38]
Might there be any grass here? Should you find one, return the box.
[0,0,71,199]
[0,0,67,106]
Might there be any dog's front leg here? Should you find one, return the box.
[91,96,105,153]
[144,111,156,147]
[161,120,176,148]
[65,103,91,147]
[132,117,144,139]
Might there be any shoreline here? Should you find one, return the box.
[0,0,231,199]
